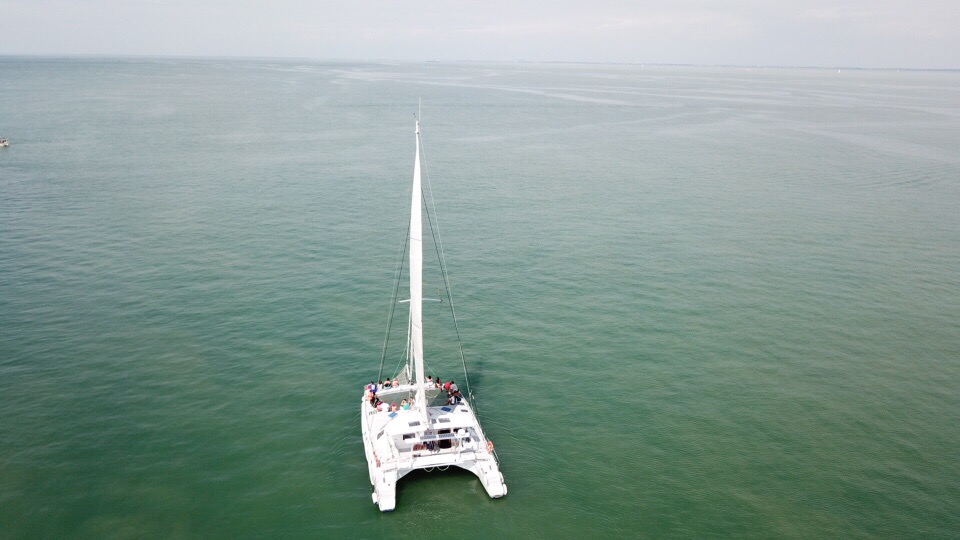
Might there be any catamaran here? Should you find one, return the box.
[359,117,507,512]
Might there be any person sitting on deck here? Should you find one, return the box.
[426,375,433,386]
[369,393,379,408]
[446,391,462,406]
[391,403,398,412]
[443,380,452,392]
[393,377,400,387]
[400,399,410,411]
[383,379,392,388]
[449,381,459,394]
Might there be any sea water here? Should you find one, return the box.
[1,58,959,537]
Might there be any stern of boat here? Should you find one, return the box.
[372,469,397,511]
[467,457,508,499]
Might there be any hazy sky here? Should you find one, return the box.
[1,0,957,68]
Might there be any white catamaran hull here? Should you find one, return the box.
[360,385,506,512]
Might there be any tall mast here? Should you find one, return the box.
[410,118,427,420]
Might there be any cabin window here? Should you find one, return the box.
[408,421,421,427]
[402,433,416,441]
[438,418,450,423]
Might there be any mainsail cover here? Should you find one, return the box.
[410,120,427,422]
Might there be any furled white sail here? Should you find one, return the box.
[410,121,427,422]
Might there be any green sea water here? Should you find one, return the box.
[1,58,959,538]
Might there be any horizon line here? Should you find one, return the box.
[0,53,957,72]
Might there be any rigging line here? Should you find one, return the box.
[418,130,478,411]
[388,321,411,382]
[391,349,407,381]
[418,287,444,379]
[378,207,411,383]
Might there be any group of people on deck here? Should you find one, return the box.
[365,390,416,413]
[427,376,463,406]
[364,380,418,413]
[363,375,464,411]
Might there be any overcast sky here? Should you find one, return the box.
[1,0,957,68]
